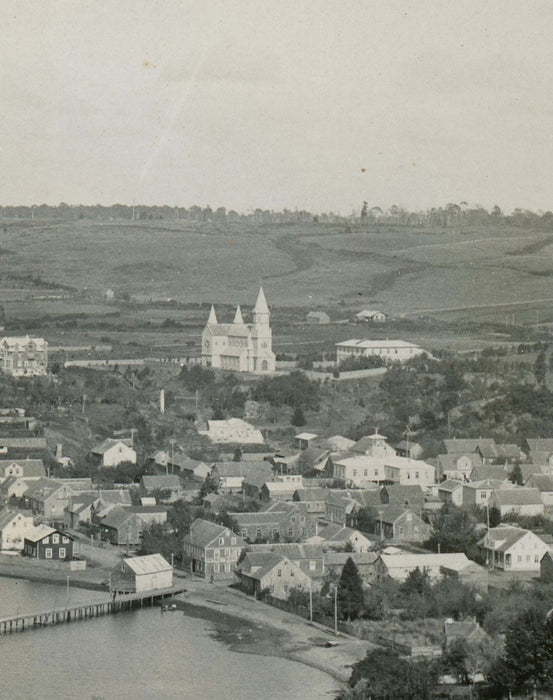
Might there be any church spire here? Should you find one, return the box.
[253,286,269,315]
[207,305,217,324]
[233,305,244,324]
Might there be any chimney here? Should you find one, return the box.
[160,389,165,414]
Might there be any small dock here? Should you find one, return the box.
[0,585,186,637]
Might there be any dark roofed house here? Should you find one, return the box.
[541,550,553,582]
[97,506,145,546]
[183,518,245,580]
[325,488,382,527]
[380,485,424,509]
[374,505,431,543]
[24,478,76,520]
[235,552,312,599]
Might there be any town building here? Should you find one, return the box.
[374,552,477,584]
[436,453,482,482]
[211,461,273,493]
[488,487,544,518]
[374,506,431,543]
[96,507,145,546]
[292,487,328,516]
[23,478,77,520]
[437,480,465,507]
[336,339,425,365]
[199,419,265,445]
[235,552,312,600]
[0,336,48,377]
[201,287,276,373]
[23,525,74,560]
[111,553,173,593]
[230,505,315,543]
[312,523,374,552]
[0,458,45,483]
[306,311,330,325]
[354,309,388,323]
[91,439,137,468]
[140,475,181,502]
[0,508,34,551]
[183,519,245,581]
[244,542,326,581]
[478,526,550,572]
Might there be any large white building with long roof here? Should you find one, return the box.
[336,338,425,364]
[201,287,276,373]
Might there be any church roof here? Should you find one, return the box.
[253,287,269,314]
[207,305,217,324]
[233,306,244,324]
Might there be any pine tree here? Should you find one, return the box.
[291,405,306,427]
[338,557,365,621]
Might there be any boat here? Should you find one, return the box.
[160,604,178,612]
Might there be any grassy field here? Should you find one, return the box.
[1,218,552,353]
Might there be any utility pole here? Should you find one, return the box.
[309,583,313,623]
[334,585,338,635]
[82,393,87,415]
[65,575,70,609]
[170,439,176,474]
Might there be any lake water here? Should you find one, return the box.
[0,578,340,700]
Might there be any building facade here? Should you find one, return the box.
[201,287,276,373]
[0,336,48,377]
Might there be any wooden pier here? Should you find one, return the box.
[0,586,186,637]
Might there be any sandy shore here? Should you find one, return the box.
[173,579,371,685]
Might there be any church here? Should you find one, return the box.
[201,287,276,373]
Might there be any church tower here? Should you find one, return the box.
[251,286,275,372]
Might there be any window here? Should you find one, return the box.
[59,548,66,559]
[480,491,487,499]
[288,528,293,537]
[62,536,69,544]
[241,529,248,538]
[214,563,220,573]
[52,534,59,544]
[231,537,236,545]
[290,570,294,577]
[43,536,50,544]
[45,548,52,559]
[277,569,282,577]
[225,562,231,572]
[535,555,540,563]
[309,560,316,571]
[219,537,224,545]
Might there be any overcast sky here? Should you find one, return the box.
[2,1,553,214]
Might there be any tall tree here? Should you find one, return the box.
[338,557,365,620]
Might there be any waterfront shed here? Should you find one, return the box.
[111,553,173,593]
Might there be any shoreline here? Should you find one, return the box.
[0,568,364,686]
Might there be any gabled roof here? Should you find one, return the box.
[184,519,231,548]
[381,552,471,573]
[24,477,74,503]
[526,474,553,492]
[478,526,532,552]
[381,484,424,504]
[318,523,370,543]
[495,444,523,460]
[528,451,553,467]
[437,453,482,470]
[327,435,356,452]
[92,438,134,455]
[377,504,422,525]
[123,553,172,575]
[491,487,543,506]
[438,479,465,492]
[470,465,508,482]
[526,438,553,453]
[293,487,327,501]
[214,462,272,478]
[443,439,482,454]
[24,524,73,543]
[141,475,180,491]
[246,542,325,560]
[263,481,297,494]
[229,511,289,526]
[395,440,422,451]
[0,459,45,477]
[101,506,138,529]
[295,432,318,441]
[0,507,32,529]
[324,551,379,566]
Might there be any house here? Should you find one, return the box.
[245,543,326,581]
[540,551,553,582]
[0,507,34,551]
[242,471,278,500]
[478,526,550,572]
[96,506,145,546]
[294,432,318,451]
[23,478,77,520]
[462,479,512,507]
[440,560,489,593]
[395,441,423,460]
[0,436,47,456]
[201,493,243,514]
[92,439,137,468]
[229,506,316,543]
[525,474,553,508]
[314,523,373,552]
[525,438,553,456]
[211,461,273,493]
[437,480,465,507]
[374,552,475,583]
[111,553,173,593]
[260,479,303,502]
[140,475,181,502]
[351,431,397,458]
[442,439,482,454]
[201,418,266,447]
[0,458,46,483]
[183,519,245,580]
[354,309,387,323]
[0,336,48,377]
[325,489,382,526]
[324,551,380,584]
[173,456,210,482]
[326,435,356,453]
[297,447,332,477]
[0,475,31,501]
[201,287,276,373]
[336,339,426,365]
[374,506,431,543]
[444,619,490,649]
[64,493,101,529]
[488,488,544,518]
[380,485,425,509]
[469,465,508,482]
[123,505,168,527]
[23,525,74,560]
[306,311,330,325]
[292,487,328,516]
[235,552,312,599]
[527,451,553,472]
[436,453,481,482]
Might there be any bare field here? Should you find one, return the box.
[1,218,553,331]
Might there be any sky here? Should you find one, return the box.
[2,1,553,214]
